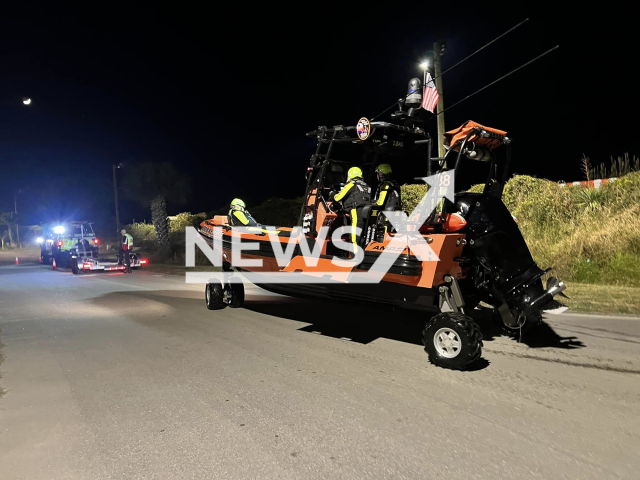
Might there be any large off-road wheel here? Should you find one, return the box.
[225,280,245,308]
[71,258,80,275]
[423,312,483,370]
[205,280,226,310]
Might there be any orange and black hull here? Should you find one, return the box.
[197,220,466,311]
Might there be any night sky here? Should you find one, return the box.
[0,4,636,230]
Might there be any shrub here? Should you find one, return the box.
[599,171,640,208]
[126,222,156,242]
[168,212,208,233]
[400,184,430,214]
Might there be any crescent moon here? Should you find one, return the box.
[23,98,32,105]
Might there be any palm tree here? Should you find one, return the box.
[122,162,191,259]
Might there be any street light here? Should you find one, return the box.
[419,60,430,70]
[113,163,123,233]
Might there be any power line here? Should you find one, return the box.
[370,18,529,121]
[430,45,559,118]
[433,18,529,83]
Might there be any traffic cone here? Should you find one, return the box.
[15,257,19,265]
[52,258,57,270]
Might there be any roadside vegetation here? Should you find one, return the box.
[386,171,640,291]
[477,172,640,287]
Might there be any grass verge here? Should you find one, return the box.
[563,282,640,315]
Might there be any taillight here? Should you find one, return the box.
[140,259,148,265]
[57,240,63,247]
[94,238,100,244]
[82,263,91,269]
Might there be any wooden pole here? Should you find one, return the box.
[433,41,446,160]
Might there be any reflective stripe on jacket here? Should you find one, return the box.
[374,180,401,210]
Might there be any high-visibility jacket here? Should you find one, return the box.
[374,179,401,210]
[122,233,133,250]
[334,178,371,210]
[59,238,77,252]
[228,208,259,227]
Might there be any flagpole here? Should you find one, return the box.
[423,66,427,93]
[422,65,429,160]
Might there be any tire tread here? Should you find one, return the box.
[423,312,483,370]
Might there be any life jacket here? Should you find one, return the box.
[228,208,259,227]
[338,178,371,210]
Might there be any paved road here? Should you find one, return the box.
[1,260,640,479]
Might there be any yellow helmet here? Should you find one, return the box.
[347,167,363,181]
[375,163,392,175]
[230,198,246,210]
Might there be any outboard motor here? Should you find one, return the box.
[441,122,567,334]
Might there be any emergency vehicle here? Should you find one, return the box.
[39,221,147,274]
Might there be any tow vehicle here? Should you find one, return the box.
[197,79,567,370]
[40,221,147,274]
[40,221,100,269]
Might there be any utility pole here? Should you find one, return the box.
[113,164,120,233]
[14,192,20,247]
[433,41,446,159]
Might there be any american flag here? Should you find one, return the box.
[421,72,439,113]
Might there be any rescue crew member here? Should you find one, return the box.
[373,164,401,211]
[373,163,402,233]
[331,166,371,253]
[119,228,133,273]
[228,198,260,227]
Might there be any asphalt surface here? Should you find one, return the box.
[1,260,640,479]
